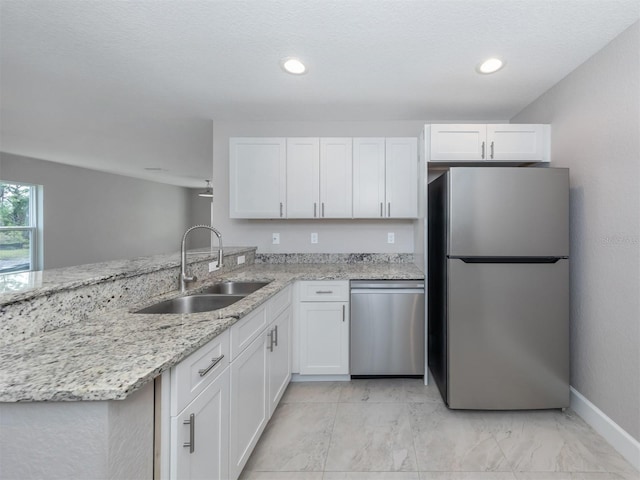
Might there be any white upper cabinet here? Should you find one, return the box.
[287,137,352,219]
[352,137,386,218]
[230,137,286,218]
[286,138,320,219]
[428,124,549,163]
[320,138,353,218]
[353,137,418,218]
[486,124,548,161]
[429,124,486,161]
[385,137,418,218]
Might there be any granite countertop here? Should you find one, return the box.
[0,262,424,403]
[0,247,254,306]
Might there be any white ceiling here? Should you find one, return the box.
[1,0,638,187]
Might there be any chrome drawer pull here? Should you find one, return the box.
[183,413,195,453]
[268,329,274,352]
[273,325,278,347]
[198,355,224,377]
[315,290,333,294]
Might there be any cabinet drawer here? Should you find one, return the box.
[298,281,349,302]
[171,329,230,416]
[230,304,268,360]
[268,285,292,320]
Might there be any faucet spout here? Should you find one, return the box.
[180,225,224,293]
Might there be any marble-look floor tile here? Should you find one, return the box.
[240,472,323,480]
[514,473,634,480]
[325,403,417,472]
[420,473,517,480]
[403,379,445,404]
[339,378,408,403]
[282,381,344,403]
[409,403,510,472]
[243,403,337,472]
[490,410,637,476]
[324,473,420,479]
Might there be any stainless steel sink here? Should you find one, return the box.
[198,281,270,296]
[134,294,245,314]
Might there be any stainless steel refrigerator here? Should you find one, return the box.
[428,167,570,410]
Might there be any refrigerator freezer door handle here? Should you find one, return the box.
[453,256,566,264]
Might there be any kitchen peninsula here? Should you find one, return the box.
[0,247,423,480]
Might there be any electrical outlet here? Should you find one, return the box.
[209,261,220,272]
[237,255,245,265]
[311,232,318,244]
[272,233,280,245]
[387,232,395,244]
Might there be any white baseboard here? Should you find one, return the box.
[570,386,640,471]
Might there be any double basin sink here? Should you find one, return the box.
[135,281,270,314]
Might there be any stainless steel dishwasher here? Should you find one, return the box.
[350,280,425,376]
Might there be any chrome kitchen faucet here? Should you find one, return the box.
[180,225,223,292]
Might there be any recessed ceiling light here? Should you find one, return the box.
[477,57,505,74]
[281,57,307,75]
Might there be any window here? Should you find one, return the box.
[0,182,41,274]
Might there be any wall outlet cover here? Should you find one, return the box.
[387,232,395,244]
[272,233,280,245]
[209,261,220,272]
[311,232,318,244]
[237,255,245,265]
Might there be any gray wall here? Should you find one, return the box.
[512,22,640,441]
[213,120,430,254]
[0,152,200,269]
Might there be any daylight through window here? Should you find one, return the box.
[0,182,39,274]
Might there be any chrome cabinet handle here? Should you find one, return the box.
[315,290,333,294]
[268,329,274,352]
[481,141,485,159]
[490,141,494,159]
[198,355,224,377]
[342,304,346,322]
[387,202,391,217]
[183,413,195,453]
[322,202,325,217]
[314,203,317,218]
[380,202,383,217]
[279,202,283,217]
[273,325,278,347]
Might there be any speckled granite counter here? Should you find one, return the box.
[0,261,423,403]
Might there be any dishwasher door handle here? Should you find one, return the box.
[351,289,425,295]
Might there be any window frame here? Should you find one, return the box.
[0,182,41,274]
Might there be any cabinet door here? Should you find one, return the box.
[286,138,320,218]
[320,138,353,218]
[171,367,230,480]
[352,137,386,218]
[299,302,349,375]
[385,137,418,218]
[267,307,291,417]
[429,124,486,161]
[230,137,286,218]
[487,124,548,161]
[229,333,268,480]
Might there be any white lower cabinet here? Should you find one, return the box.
[164,286,292,480]
[170,367,230,480]
[298,281,350,375]
[267,306,291,416]
[229,331,269,480]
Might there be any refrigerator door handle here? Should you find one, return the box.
[452,256,565,264]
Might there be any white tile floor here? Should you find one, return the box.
[240,379,639,480]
